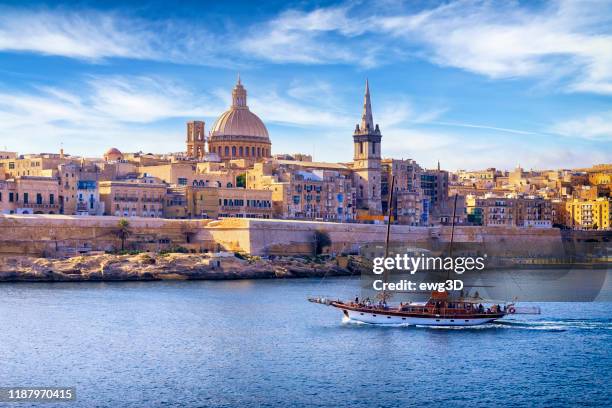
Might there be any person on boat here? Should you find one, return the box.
[478,304,484,313]
[355,296,359,305]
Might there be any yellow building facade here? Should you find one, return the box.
[563,198,611,230]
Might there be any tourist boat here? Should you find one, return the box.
[308,175,540,326]
[308,292,513,326]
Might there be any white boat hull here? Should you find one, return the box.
[344,309,499,326]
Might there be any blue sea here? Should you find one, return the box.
[0,278,610,407]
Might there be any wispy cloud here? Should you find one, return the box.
[0,75,226,153]
[430,121,538,136]
[1,2,611,94]
[378,0,612,94]
[0,6,229,65]
[551,110,612,140]
[381,126,610,171]
[239,6,381,66]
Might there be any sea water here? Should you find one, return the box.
[0,278,610,407]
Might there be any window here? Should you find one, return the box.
[36,193,42,205]
[50,194,55,205]
[24,193,29,204]
[178,178,188,186]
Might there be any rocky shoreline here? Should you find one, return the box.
[0,252,367,282]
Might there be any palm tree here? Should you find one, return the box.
[115,218,131,251]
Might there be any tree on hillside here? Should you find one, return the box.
[115,218,132,251]
[236,173,246,188]
[313,229,332,255]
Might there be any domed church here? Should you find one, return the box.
[207,76,272,162]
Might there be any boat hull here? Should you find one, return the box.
[343,309,499,326]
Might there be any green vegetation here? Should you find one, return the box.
[159,246,190,255]
[114,219,132,251]
[236,173,246,188]
[106,249,143,256]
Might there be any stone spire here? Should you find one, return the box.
[232,74,247,108]
[360,79,374,132]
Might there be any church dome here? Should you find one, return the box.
[209,76,270,141]
[104,147,123,161]
[210,108,269,139]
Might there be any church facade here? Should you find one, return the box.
[184,77,424,221]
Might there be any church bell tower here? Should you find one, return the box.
[186,120,206,159]
[352,80,382,215]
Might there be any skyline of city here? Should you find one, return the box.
[0,0,611,170]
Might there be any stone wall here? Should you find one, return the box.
[0,215,215,257]
[0,214,583,258]
[239,219,567,256]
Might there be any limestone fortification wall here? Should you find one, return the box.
[240,219,566,256]
[0,215,569,257]
[0,215,215,256]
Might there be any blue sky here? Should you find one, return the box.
[0,0,610,170]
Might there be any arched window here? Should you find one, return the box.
[232,146,237,156]
[359,185,364,198]
[224,146,229,156]
[227,182,233,188]
[257,147,261,157]
[239,147,243,156]
[245,147,249,157]
[251,147,255,156]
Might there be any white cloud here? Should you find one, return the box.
[242,1,612,94]
[1,2,611,94]
[0,75,227,154]
[0,6,229,66]
[377,126,610,171]
[239,6,381,67]
[378,0,612,94]
[0,8,153,60]
[551,111,612,140]
[250,91,353,128]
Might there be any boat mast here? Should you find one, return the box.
[447,193,459,282]
[448,193,458,258]
[382,175,395,301]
